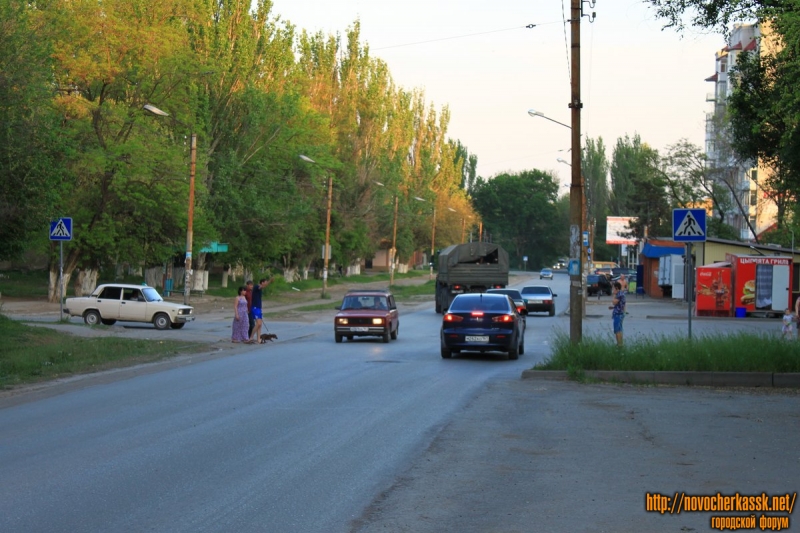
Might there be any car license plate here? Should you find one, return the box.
[351,327,369,332]
[465,335,489,343]
[530,299,543,304]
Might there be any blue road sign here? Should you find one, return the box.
[672,209,706,242]
[50,217,72,241]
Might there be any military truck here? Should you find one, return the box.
[435,243,510,313]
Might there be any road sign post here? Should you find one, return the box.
[673,209,706,340]
[50,218,73,319]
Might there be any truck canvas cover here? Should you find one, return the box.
[438,243,509,273]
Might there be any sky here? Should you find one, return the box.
[267,0,723,188]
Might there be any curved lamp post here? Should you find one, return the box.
[529,104,584,343]
[300,155,333,298]
[374,181,399,286]
[144,104,197,306]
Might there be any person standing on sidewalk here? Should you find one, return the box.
[244,280,254,339]
[609,281,626,346]
[249,277,274,344]
[231,286,250,343]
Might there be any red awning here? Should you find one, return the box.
[723,42,743,51]
[743,39,757,51]
[705,73,718,82]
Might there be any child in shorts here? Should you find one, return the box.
[782,308,795,340]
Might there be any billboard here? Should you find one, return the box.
[606,216,637,245]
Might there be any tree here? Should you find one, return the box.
[0,0,66,260]
[661,139,741,239]
[609,135,672,239]
[471,170,562,268]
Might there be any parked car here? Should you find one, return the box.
[586,274,612,296]
[486,288,529,321]
[520,285,557,316]
[539,268,554,280]
[63,284,195,330]
[440,293,525,360]
[334,289,399,343]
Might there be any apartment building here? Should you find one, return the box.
[704,23,777,241]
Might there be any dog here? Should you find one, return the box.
[260,333,278,343]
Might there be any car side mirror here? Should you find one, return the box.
[552,294,557,297]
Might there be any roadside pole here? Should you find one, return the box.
[673,208,706,342]
[687,243,693,340]
[49,217,73,320]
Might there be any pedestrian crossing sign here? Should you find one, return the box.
[672,209,706,242]
[49,217,72,241]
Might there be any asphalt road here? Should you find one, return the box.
[1,273,798,532]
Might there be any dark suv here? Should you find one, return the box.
[586,274,612,296]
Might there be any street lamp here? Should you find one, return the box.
[300,155,333,298]
[528,104,583,343]
[143,104,197,306]
[374,181,399,286]
[414,196,438,280]
[528,109,572,130]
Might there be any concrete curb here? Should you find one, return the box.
[520,369,800,388]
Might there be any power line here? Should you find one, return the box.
[372,21,561,50]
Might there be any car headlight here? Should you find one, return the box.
[337,318,349,325]
[372,318,384,325]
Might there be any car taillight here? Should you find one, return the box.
[492,314,515,323]
[470,311,484,317]
[516,306,525,313]
[492,284,504,289]
[443,314,463,322]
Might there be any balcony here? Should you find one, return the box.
[706,92,716,102]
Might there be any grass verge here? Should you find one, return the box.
[0,314,209,389]
[535,331,800,374]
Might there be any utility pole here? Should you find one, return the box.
[568,0,583,343]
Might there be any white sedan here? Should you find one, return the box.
[64,284,195,330]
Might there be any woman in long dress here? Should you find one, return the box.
[231,286,250,343]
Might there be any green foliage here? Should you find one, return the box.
[472,170,563,268]
[610,135,672,239]
[538,330,800,373]
[0,0,67,260]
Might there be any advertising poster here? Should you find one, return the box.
[605,216,637,245]
[696,265,731,315]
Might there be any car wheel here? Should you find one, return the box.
[100,318,116,326]
[441,344,452,358]
[390,325,398,340]
[335,333,343,343]
[84,310,101,326]
[435,301,442,314]
[508,338,519,360]
[519,334,525,355]
[347,335,353,341]
[170,323,185,329]
[153,313,171,330]
[549,306,555,317]
[382,329,390,343]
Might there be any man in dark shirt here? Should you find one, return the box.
[244,280,254,338]
[249,277,273,343]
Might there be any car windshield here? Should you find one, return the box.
[341,295,388,310]
[142,287,163,302]
[522,287,551,295]
[487,289,522,299]
[541,269,552,273]
[449,294,511,313]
